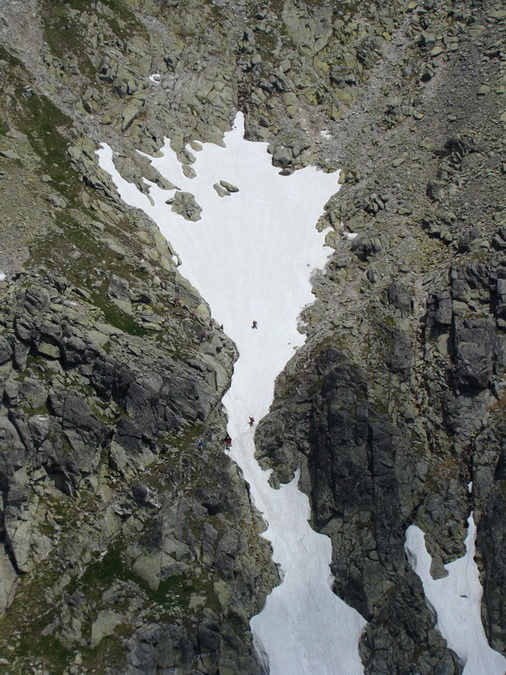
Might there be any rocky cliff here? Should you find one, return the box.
[0,0,505,673]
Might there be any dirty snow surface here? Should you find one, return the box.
[97,112,366,674]
[405,514,506,674]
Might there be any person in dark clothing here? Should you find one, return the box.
[249,417,255,427]
[224,435,232,448]
[252,320,258,329]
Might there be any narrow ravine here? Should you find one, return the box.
[98,113,367,674]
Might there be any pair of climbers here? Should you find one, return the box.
[223,418,253,448]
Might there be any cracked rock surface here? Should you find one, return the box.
[0,0,505,672]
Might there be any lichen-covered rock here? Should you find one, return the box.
[0,0,505,671]
[0,267,274,672]
[453,317,496,391]
[168,191,202,222]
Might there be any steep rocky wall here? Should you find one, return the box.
[0,269,276,674]
[255,0,506,671]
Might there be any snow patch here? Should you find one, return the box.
[0,272,5,281]
[405,514,506,674]
[97,111,366,674]
[148,73,161,83]
[320,129,332,140]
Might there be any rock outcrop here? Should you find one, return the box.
[0,268,276,673]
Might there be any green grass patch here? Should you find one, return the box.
[28,214,147,337]
[40,1,96,78]
[79,625,133,674]
[0,563,73,675]
[41,0,147,58]
[0,43,87,205]
[72,538,195,610]
[16,93,81,203]
[77,540,133,594]
[10,638,72,675]
[92,292,147,337]
[152,574,195,607]
[15,632,72,673]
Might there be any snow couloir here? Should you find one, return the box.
[97,112,367,674]
[97,112,505,674]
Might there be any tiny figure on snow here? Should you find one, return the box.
[249,416,255,427]
[224,435,232,448]
[252,320,258,329]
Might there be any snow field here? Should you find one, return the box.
[97,112,367,674]
[405,514,506,674]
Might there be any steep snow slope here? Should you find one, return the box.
[97,113,367,674]
[406,515,506,674]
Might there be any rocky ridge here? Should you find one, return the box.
[0,268,276,675]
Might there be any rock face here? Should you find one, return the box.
[0,0,505,672]
[254,0,506,669]
[0,271,275,673]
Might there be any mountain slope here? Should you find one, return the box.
[0,0,504,673]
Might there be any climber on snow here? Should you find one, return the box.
[249,417,255,427]
[252,320,258,329]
